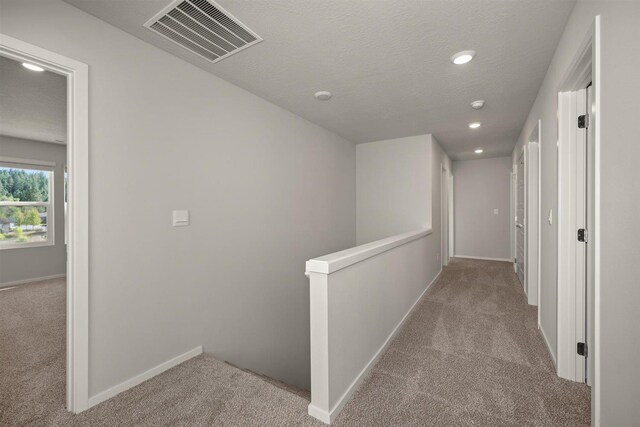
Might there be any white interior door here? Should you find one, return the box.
[516,153,526,286]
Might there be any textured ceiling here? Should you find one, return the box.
[64,0,575,160]
[0,55,67,144]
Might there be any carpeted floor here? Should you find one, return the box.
[0,259,590,426]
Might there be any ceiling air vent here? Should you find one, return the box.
[144,0,262,63]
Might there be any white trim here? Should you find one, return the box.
[555,19,601,426]
[309,269,443,424]
[88,346,203,408]
[448,174,454,259]
[537,122,542,320]
[453,255,512,262]
[0,33,90,414]
[0,273,66,288]
[0,201,51,206]
[525,124,540,307]
[306,228,431,275]
[592,16,601,426]
[539,324,557,368]
[516,150,527,292]
[441,164,449,267]
[510,167,517,269]
[0,239,55,251]
[556,22,597,384]
[0,156,56,168]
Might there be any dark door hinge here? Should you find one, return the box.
[578,114,589,129]
[577,342,588,357]
[577,228,587,243]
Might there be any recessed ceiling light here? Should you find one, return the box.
[470,100,485,110]
[22,63,45,72]
[475,149,484,154]
[469,122,481,129]
[314,91,332,101]
[450,50,476,65]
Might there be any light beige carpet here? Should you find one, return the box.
[0,259,590,426]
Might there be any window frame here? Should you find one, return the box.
[0,157,55,250]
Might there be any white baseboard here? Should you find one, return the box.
[308,403,332,424]
[539,324,557,368]
[454,254,512,262]
[88,345,203,408]
[0,273,66,288]
[312,268,443,424]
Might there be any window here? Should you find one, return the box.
[0,159,54,249]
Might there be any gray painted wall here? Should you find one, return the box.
[356,135,431,245]
[513,0,640,423]
[453,157,512,261]
[0,0,356,394]
[0,136,67,285]
[355,133,451,300]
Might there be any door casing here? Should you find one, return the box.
[441,165,450,266]
[516,152,526,287]
[556,18,600,403]
[0,34,90,413]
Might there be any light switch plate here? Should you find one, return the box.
[494,209,499,215]
[172,210,189,227]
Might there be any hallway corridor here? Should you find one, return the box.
[0,259,590,426]
[328,258,591,425]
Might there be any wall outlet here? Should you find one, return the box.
[494,208,499,215]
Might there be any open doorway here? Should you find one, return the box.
[0,34,89,414]
[0,52,69,423]
[513,131,540,307]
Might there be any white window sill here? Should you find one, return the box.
[0,241,54,250]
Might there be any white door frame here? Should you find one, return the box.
[555,16,601,424]
[510,166,516,270]
[441,165,450,266]
[448,174,454,259]
[526,122,541,307]
[0,34,90,413]
[515,151,526,289]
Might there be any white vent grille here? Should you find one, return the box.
[144,0,262,63]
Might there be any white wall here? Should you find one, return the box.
[453,157,512,261]
[308,134,450,423]
[513,0,640,423]
[356,135,430,245]
[0,0,356,394]
[0,136,67,285]
[307,230,436,423]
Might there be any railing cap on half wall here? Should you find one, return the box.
[305,228,432,276]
